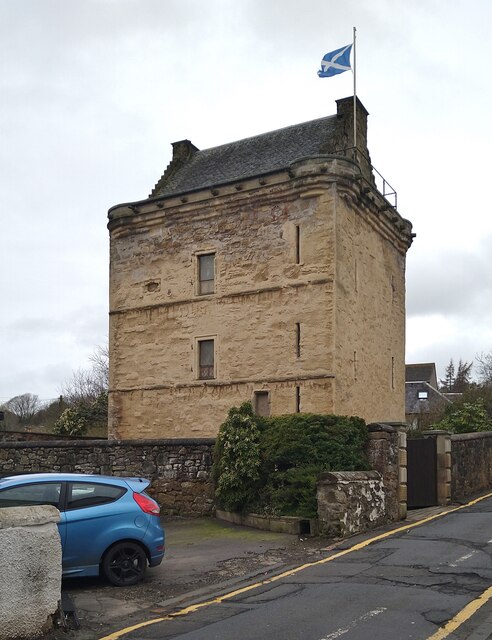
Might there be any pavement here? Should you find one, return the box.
[52,515,330,639]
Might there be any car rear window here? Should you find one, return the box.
[0,482,62,508]
[66,482,126,510]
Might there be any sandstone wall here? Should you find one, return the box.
[110,377,335,439]
[109,171,338,439]
[109,155,411,438]
[334,192,407,423]
[0,439,215,516]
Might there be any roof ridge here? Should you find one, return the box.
[194,114,336,155]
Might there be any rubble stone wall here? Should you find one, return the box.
[0,439,215,516]
[317,470,386,537]
[451,431,492,501]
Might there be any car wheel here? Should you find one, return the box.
[102,542,147,586]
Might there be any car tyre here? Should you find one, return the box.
[102,542,147,586]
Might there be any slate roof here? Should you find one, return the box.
[405,381,451,415]
[405,363,438,387]
[151,115,338,198]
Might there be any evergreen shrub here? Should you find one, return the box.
[213,405,369,518]
[213,402,262,512]
[53,391,108,436]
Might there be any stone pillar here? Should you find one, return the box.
[423,430,451,506]
[366,423,407,521]
[398,429,408,520]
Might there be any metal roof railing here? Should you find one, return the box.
[337,146,398,210]
[371,164,397,210]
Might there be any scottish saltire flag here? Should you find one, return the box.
[318,44,352,78]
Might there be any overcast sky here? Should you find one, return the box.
[1,0,491,404]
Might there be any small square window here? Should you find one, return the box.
[198,339,215,379]
[198,253,215,295]
[418,391,428,400]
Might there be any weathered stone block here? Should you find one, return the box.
[0,506,61,639]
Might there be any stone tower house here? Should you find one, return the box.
[108,97,413,439]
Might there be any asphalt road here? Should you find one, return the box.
[58,516,313,639]
[104,495,492,640]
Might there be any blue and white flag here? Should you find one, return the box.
[318,44,352,78]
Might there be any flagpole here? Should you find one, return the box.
[353,26,357,163]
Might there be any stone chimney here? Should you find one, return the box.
[150,140,199,198]
[171,139,199,162]
[334,96,373,183]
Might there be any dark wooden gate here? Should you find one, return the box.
[407,437,437,508]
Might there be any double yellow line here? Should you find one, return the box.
[99,491,492,640]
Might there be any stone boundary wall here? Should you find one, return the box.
[0,429,407,522]
[0,505,61,639]
[0,430,105,443]
[0,439,215,516]
[317,470,386,537]
[451,431,492,502]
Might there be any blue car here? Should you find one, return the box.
[0,473,165,586]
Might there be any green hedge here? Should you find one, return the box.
[213,403,369,518]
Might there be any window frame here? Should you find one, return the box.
[0,481,64,509]
[196,337,216,380]
[253,390,270,417]
[196,252,216,295]
[65,481,127,511]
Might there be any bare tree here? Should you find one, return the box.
[88,344,109,390]
[60,345,109,406]
[476,351,492,387]
[4,393,41,424]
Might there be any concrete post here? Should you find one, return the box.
[0,505,61,639]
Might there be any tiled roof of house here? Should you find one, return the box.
[151,115,339,198]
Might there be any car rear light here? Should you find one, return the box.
[133,491,160,515]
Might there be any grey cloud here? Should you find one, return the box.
[1,0,491,402]
[0,362,73,404]
[407,239,492,319]
[1,307,107,338]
